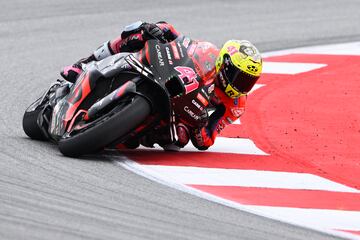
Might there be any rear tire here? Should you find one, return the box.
[22,109,47,141]
[58,95,151,157]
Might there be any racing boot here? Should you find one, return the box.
[60,64,82,83]
[60,55,96,83]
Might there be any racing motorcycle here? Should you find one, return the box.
[22,35,214,157]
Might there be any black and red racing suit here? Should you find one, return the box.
[62,21,246,150]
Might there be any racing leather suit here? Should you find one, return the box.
[61,21,246,150]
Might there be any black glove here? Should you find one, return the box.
[141,23,166,43]
[190,128,209,151]
[198,109,209,128]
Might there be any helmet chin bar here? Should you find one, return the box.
[225,84,241,98]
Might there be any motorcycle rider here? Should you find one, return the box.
[61,21,263,150]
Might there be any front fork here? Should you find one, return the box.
[29,80,72,141]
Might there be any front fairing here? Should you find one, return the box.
[49,98,71,139]
[49,70,89,138]
[49,53,136,139]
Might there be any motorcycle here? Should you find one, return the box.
[22,35,214,157]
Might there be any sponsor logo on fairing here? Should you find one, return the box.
[170,41,180,60]
[196,93,209,106]
[165,46,173,65]
[155,45,165,66]
[177,42,185,58]
[184,106,200,120]
[192,99,204,111]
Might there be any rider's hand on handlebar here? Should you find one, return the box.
[141,23,166,43]
[199,109,209,127]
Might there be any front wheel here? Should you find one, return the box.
[22,108,47,141]
[22,96,50,141]
[58,95,151,157]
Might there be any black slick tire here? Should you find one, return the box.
[58,96,151,157]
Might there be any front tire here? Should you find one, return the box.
[22,108,47,141]
[58,95,151,157]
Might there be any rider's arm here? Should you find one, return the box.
[191,90,246,150]
[109,21,180,55]
[61,21,180,82]
[94,21,179,60]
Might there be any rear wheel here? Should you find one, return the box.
[58,95,151,157]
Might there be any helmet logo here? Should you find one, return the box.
[225,84,240,98]
[227,46,238,56]
[247,65,258,72]
[240,45,256,57]
[226,89,236,97]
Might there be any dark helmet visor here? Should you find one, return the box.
[222,57,259,93]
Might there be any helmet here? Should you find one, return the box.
[215,40,262,98]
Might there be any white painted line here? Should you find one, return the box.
[204,137,268,155]
[139,166,360,193]
[247,206,360,232]
[262,41,360,57]
[262,62,327,74]
[114,42,360,240]
[117,159,359,240]
[230,83,266,125]
[233,118,241,124]
[249,83,266,94]
[138,137,268,155]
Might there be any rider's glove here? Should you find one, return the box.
[161,123,190,151]
[199,109,209,128]
[186,110,210,150]
[141,23,166,42]
[190,128,211,151]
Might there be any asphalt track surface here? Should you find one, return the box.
[1,1,360,239]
